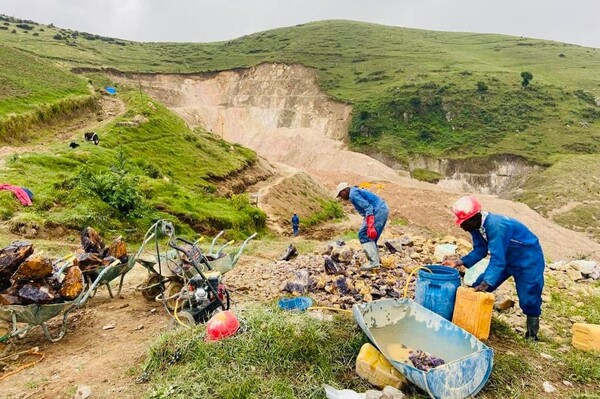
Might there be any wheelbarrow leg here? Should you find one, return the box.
[105,282,114,298]
[40,312,70,342]
[115,273,126,297]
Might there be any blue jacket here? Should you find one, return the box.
[461,213,543,287]
[349,187,387,217]
[292,215,299,226]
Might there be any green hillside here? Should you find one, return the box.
[1,17,599,165]
[0,43,94,143]
[511,154,600,242]
[0,90,265,240]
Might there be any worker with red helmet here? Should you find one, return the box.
[442,195,545,341]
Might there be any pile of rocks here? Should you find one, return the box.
[226,234,473,309]
[0,227,129,306]
[547,260,600,282]
[0,241,83,305]
[74,227,129,275]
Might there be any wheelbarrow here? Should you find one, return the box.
[134,221,256,311]
[0,261,122,343]
[203,231,258,274]
[134,220,251,321]
[82,257,135,299]
[353,298,494,399]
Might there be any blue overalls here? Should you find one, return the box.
[461,213,545,317]
[349,187,389,243]
[292,214,299,236]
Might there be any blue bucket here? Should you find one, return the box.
[278,297,313,311]
[414,265,460,320]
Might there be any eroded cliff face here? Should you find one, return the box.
[111,63,401,182]
[409,155,538,195]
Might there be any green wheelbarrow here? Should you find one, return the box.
[0,261,121,343]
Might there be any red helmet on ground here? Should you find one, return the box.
[205,310,240,342]
[451,196,482,225]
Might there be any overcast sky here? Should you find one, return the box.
[2,0,599,48]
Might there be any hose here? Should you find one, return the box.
[173,297,190,328]
[403,266,432,299]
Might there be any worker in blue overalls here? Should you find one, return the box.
[335,182,389,271]
[291,213,300,236]
[442,195,545,340]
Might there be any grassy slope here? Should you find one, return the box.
[0,43,94,142]
[0,45,89,115]
[1,18,599,165]
[0,90,265,240]
[511,154,600,242]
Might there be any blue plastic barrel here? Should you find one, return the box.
[414,265,460,320]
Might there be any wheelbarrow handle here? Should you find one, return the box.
[209,231,225,254]
[215,240,235,256]
[232,232,258,265]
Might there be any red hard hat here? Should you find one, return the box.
[205,310,240,342]
[451,196,482,225]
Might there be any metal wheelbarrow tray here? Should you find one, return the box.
[353,298,494,399]
[0,262,122,343]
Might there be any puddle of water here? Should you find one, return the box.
[370,313,476,363]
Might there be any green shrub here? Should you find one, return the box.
[411,168,444,183]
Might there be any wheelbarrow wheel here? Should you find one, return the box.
[141,274,162,301]
[165,282,183,311]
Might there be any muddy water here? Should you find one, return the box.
[370,313,476,364]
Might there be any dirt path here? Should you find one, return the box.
[248,162,297,234]
[0,96,125,169]
[0,267,168,399]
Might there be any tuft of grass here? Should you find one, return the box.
[143,304,369,399]
[302,200,344,227]
[562,350,600,384]
[410,168,444,183]
[483,352,536,397]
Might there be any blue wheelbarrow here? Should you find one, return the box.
[353,298,493,399]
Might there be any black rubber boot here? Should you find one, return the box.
[525,316,540,341]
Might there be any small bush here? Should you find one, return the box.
[76,151,141,214]
[477,81,488,93]
[411,168,444,183]
[15,23,33,30]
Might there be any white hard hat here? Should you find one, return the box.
[335,182,351,197]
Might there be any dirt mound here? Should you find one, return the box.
[246,162,337,233]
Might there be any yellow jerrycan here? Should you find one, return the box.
[572,323,600,352]
[355,343,407,389]
[452,286,495,341]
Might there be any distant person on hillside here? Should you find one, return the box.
[292,213,300,236]
[335,182,389,271]
[442,195,545,341]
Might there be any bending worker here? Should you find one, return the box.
[335,183,389,270]
[442,195,545,340]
